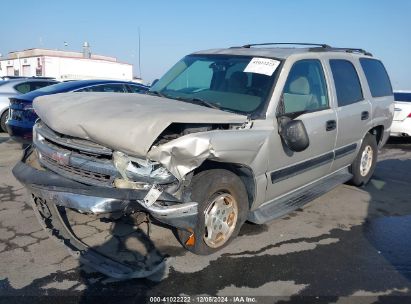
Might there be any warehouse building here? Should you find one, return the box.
[0,43,133,81]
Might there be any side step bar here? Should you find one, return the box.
[248,169,352,224]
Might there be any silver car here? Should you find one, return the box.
[0,78,57,131]
[13,43,394,278]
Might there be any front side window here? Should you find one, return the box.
[281,60,329,114]
[330,59,363,107]
[360,58,392,97]
[150,55,279,114]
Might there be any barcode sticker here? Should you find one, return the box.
[244,57,280,76]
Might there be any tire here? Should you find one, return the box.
[0,110,8,133]
[349,133,378,186]
[177,169,249,255]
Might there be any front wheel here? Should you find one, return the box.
[349,133,378,186]
[177,169,249,255]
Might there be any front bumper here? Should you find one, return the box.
[13,147,198,230]
[12,147,198,278]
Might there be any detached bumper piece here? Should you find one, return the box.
[30,194,165,279]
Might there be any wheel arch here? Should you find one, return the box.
[193,160,256,210]
[368,125,384,145]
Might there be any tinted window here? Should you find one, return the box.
[30,81,56,91]
[330,60,363,106]
[77,84,126,92]
[360,58,392,97]
[15,81,57,94]
[14,83,31,94]
[281,60,329,114]
[394,92,411,102]
[128,84,147,93]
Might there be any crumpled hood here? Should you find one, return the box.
[34,92,247,156]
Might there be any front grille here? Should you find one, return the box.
[41,153,113,186]
[35,122,119,187]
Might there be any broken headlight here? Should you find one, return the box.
[113,151,176,184]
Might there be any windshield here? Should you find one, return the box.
[150,55,280,114]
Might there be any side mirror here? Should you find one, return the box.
[278,118,309,152]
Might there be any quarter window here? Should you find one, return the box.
[360,58,392,97]
[330,60,363,106]
[281,60,329,114]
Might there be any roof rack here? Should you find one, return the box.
[240,42,331,48]
[233,43,373,57]
[313,47,373,56]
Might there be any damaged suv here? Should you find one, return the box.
[13,43,394,278]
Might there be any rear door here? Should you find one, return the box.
[328,59,372,172]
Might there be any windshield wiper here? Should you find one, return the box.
[186,97,222,110]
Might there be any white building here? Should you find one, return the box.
[0,44,133,81]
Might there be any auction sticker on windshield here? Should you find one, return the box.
[244,57,280,76]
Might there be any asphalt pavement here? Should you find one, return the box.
[0,133,410,304]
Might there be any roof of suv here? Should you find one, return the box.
[193,44,373,59]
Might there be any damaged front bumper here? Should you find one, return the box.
[13,147,198,278]
[14,147,198,230]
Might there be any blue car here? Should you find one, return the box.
[6,79,149,143]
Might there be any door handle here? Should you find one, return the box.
[361,111,369,120]
[326,120,336,131]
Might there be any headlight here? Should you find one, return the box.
[113,151,175,184]
[32,123,44,145]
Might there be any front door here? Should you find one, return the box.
[264,59,337,204]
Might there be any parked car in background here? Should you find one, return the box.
[0,78,58,132]
[6,79,149,142]
[390,91,411,137]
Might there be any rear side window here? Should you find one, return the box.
[14,81,56,94]
[14,83,31,94]
[30,81,56,91]
[76,84,127,92]
[360,58,392,97]
[394,92,411,102]
[330,59,363,106]
[127,84,147,93]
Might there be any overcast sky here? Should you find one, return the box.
[1,0,410,88]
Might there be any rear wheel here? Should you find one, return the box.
[349,133,378,186]
[0,110,8,133]
[177,169,248,255]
